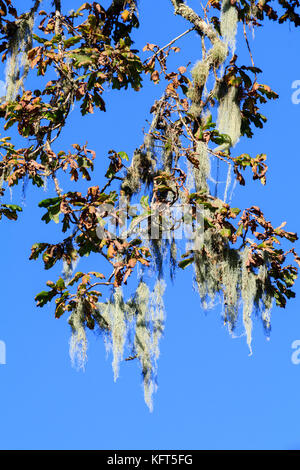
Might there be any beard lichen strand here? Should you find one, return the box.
[256,254,273,334]
[134,281,154,410]
[96,300,115,359]
[193,235,274,350]
[193,141,210,193]
[147,279,166,410]
[221,247,240,331]
[187,36,228,118]
[220,0,238,55]
[194,229,222,309]
[0,172,4,193]
[217,84,241,148]
[121,149,156,197]
[187,62,208,119]
[96,292,136,372]
[150,279,166,363]
[241,246,256,354]
[5,13,35,102]
[110,287,127,382]
[69,298,88,370]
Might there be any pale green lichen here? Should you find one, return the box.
[191,61,210,88]
[121,149,156,196]
[93,279,166,412]
[194,229,222,309]
[255,254,273,335]
[96,290,130,378]
[209,41,228,67]
[134,279,166,412]
[5,13,34,101]
[110,288,127,381]
[150,279,166,364]
[194,141,210,192]
[134,281,152,409]
[217,84,241,148]
[241,246,256,354]
[222,247,240,331]
[193,228,272,354]
[220,0,238,54]
[69,299,88,370]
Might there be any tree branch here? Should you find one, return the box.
[169,0,219,44]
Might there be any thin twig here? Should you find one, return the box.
[144,27,195,64]
[243,23,255,70]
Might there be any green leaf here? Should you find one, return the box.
[118,151,129,161]
[178,257,194,269]
[35,290,57,307]
[39,197,62,208]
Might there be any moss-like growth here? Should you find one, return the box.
[121,149,156,197]
[193,229,275,353]
[217,83,241,147]
[193,141,210,192]
[5,13,34,101]
[220,0,238,54]
[241,247,256,354]
[69,299,88,370]
[94,279,166,412]
[209,41,228,67]
[191,61,210,88]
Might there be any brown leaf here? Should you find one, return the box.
[151,70,160,83]
[178,66,186,75]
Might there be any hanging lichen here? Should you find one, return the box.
[192,225,274,354]
[134,279,166,412]
[220,0,238,54]
[109,288,127,381]
[96,289,130,379]
[194,229,222,309]
[93,279,166,411]
[255,253,273,335]
[5,12,35,102]
[191,61,210,88]
[69,298,88,370]
[221,247,240,331]
[149,279,166,368]
[209,41,228,68]
[193,141,210,193]
[134,281,153,409]
[121,149,156,197]
[187,61,209,119]
[217,83,241,148]
[241,246,256,354]
[0,172,4,193]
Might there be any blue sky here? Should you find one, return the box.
[0,0,300,450]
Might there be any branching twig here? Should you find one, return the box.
[144,27,195,65]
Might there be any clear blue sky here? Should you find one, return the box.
[0,0,300,450]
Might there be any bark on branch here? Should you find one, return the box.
[169,0,219,44]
